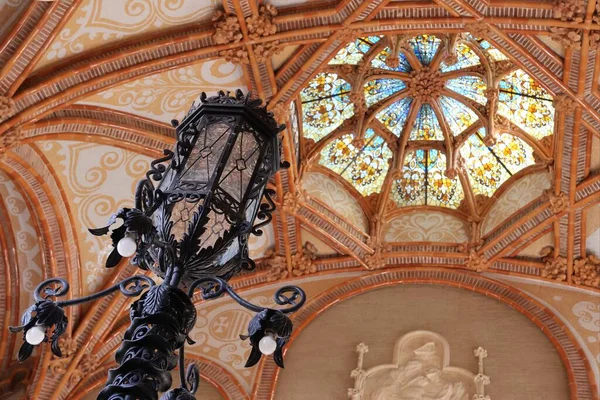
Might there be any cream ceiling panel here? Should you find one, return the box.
[383,211,469,243]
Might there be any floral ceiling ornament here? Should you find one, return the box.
[290,241,318,277]
[269,102,288,123]
[549,0,585,50]
[212,11,243,45]
[47,336,77,378]
[539,246,568,281]
[0,126,23,153]
[465,249,489,272]
[253,41,283,63]
[337,27,363,43]
[544,189,568,214]
[465,22,492,38]
[407,67,444,102]
[572,253,600,288]
[264,249,288,282]
[553,93,578,114]
[220,48,250,64]
[246,4,278,40]
[0,96,15,120]
[282,189,305,214]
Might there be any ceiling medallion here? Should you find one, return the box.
[9,91,306,400]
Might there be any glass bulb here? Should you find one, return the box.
[258,333,277,355]
[117,236,137,257]
[25,325,45,345]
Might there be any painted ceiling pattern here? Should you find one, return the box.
[0,0,599,399]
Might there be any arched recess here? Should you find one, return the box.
[68,354,248,400]
[253,268,595,400]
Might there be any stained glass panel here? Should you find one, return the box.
[498,69,554,139]
[409,34,442,66]
[376,97,413,137]
[440,42,481,73]
[329,36,382,65]
[477,39,509,61]
[445,76,487,105]
[459,130,511,196]
[300,72,354,142]
[371,47,412,72]
[364,79,406,107]
[392,150,426,206]
[319,129,392,195]
[410,103,444,140]
[491,133,536,174]
[439,96,479,136]
[427,150,464,208]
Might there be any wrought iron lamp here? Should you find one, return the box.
[9,90,306,400]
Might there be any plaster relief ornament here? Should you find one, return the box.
[544,189,568,214]
[465,249,489,272]
[553,93,577,114]
[347,331,489,400]
[290,241,318,277]
[212,11,242,45]
[572,254,600,288]
[264,249,288,282]
[0,96,15,120]
[539,246,567,282]
[549,0,585,50]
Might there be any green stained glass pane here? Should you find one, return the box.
[440,42,481,73]
[409,34,442,65]
[319,129,391,195]
[491,133,536,174]
[364,78,406,107]
[376,97,413,137]
[427,150,464,208]
[498,69,554,139]
[445,76,487,105]
[392,150,426,206]
[371,47,412,72]
[329,36,381,65]
[410,103,444,140]
[439,96,479,136]
[459,131,511,196]
[300,72,354,142]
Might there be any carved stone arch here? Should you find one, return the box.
[254,268,595,400]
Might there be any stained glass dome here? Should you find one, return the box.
[298,33,554,211]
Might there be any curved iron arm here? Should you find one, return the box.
[34,275,156,306]
[187,276,306,314]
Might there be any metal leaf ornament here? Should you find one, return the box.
[159,363,199,400]
[89,207,154,267]
[9,299,68,362]
[240,309,293,368]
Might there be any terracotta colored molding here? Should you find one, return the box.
[255,268,597,400]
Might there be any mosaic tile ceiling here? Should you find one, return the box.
[301,34,553,209]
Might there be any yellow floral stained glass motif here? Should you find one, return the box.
[376,97,413,137]
[438,96,479,136]
[391,149,463,208]
[477,39,509,61]
[319,129,392,195]
[498,69,554,139]
[410,103,444,140]
[371,47,412,72]
[300,72,354,142]
[440,42,481,73]
[329,36,382,65]
[459,129,511,196]
[490,133,536,174]
[445,76,487,105]
[364,79,406,107]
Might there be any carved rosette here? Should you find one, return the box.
[407,67,444,102]
[0,96,15,120]
[290,242,318,277]
[544,189,568,214]
[539,246,567,282]
[572,254,600,288]
[212,11,242,45]
[264,250,289,282]
[552,94,577,114]
[465,249,489,272]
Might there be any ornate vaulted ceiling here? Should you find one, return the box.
[0,0,598,399]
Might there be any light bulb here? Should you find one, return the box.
[258,333,277,355]
[117,236,137,257]
[25,325,46,345]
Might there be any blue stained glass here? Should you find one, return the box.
[371,47,412,72]
[376,97,413,137]
[364,79,406,107]
[439,96,479,136]
[445,76,487,105]
[329,36,382,65]
[409,34,442,66]
[410,103,444,140]
[440,42,481,73]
